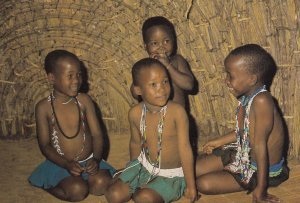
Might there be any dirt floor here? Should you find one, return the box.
[1,132,300,203]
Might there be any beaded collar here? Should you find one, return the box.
[225,85,267,183]
[239,85,266,107]
[140,103,167,168]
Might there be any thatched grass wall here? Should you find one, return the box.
[0,0,299,159]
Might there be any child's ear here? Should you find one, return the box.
[47,73,55,84]
[250,74,258,86]
[133,86,142,96]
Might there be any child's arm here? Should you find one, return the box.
[251,93,279,202]
[203,131,236,154]
[128,107,142,160]
[152,54,194,91]
[35,100,83,176]
[167,54,194,90]
[80,94,104,175]
[176,104,197,201]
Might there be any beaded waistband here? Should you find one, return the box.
[138,152,184,178]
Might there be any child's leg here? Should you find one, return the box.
[46,176,89,201]
[197,171,244,194]
[105,179,132,203]
[133,188,164,203]
[195,154,224,177]
[88,169,112,195]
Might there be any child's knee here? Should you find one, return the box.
[105,183,128,203]
[62,178,88,201]
[196,177,213,194]
[89,172,111,195]
[133,189,163,203]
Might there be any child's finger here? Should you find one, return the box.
[265,194,280,203]
[75,162,84,171]
[150,53,159,59]
[202,144,211,151]
[203,142,211,149]
[70,167,82,176]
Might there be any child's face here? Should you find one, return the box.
[135,64,171,110]
[225,55,257,98]
[49,57,82,98]
[144,25,174,58]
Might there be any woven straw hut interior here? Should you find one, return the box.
[0,0,299,159]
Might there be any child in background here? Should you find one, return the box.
[131,16,195,108]
[133,16,199,156]
[28,50,115,201]
[195,44,288,202]
[106,58,197,203]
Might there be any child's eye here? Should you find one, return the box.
[163,79,169,85]
[150,83,157,88]
[164,39,171,44]
[149,41,158,47]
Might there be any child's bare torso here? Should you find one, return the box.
[137,102,182,169]
[248,94,285,165]
[47,95,93,161]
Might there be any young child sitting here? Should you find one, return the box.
[105,58,197,203]
[28,50,116,201]
[195,44,289,202]
[131,16,195,107]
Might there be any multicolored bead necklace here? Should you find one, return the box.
[140,103,167,168]
[225,85,266,183]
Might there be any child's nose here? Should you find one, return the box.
[158,47,166,55]
[73,76,81,84]
[158,44,164,50]
[158,84,166,92]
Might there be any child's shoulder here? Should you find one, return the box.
[171,54,189,70]
[76,93,93,104]
[171,54,186,63]
[35,97,49,109]
[129,102,143,114]
[128,103,143,121]
[252,91,274,107]
[166,101,186,114]
[35,97,51,116]
[77,92,90,99]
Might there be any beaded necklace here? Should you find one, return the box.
[140,103,167,168]
[49,93,86,161]
[225,85,266,183]
[50,93,81,139]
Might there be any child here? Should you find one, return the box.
[105,58,197,203]
[195,44,289,202]
[131,16,195,107]
[28,50,116,201]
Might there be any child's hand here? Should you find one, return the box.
[150,52,170,68]
[66,161,84,176]
[252,188,280,203]
[84,158,99,175]
[203,140,221,154]
[184,187,199,203]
